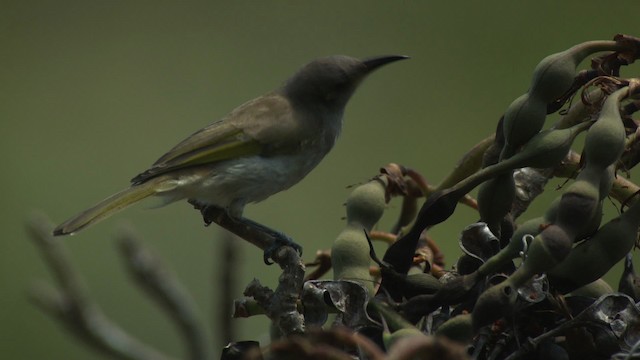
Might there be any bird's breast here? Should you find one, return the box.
[183,148,328,211]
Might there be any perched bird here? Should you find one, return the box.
[53,54,408,262]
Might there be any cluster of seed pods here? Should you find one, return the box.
[319,38,640,355]
[477,41,623,238]
[472,81,630,327]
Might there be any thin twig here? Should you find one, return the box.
[117,227,210,360]
[218,231,240,346]
[26,213,175,360]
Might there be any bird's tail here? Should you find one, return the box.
[53,178,170,236]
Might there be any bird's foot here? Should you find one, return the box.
[263,232,303,265]
[189,200,222,226]
[188,200,303,265]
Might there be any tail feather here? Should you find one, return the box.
[53,180,163,236]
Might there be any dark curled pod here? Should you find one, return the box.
[332,177,388,294]
[548,200,640,293]
[379,266,443,299]
[477,172,516,237]
[401,272,442,298]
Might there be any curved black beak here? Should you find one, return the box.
[362,55,409,72]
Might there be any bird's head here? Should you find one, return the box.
[283,54,408,111]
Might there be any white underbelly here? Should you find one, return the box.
[159,152,324,216]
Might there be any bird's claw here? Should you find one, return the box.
[263,233,303,265]
[190,201,220,226]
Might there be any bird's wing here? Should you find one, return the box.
[131,95,297,184]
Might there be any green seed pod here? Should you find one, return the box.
[482,121,591,237]
[598,165,616,201]
[475,224,572,323]
[332,228,377,294]
[567,279,613,298]
[345,177,389,229]
[476,221,538,278]
[368,300,425,350]
[510,121,592,169]
[400,121,590,241]
[472,280,517,329]
[384,328,426,351]
[550,87,628,240]
[510,224,573,287]
[502,40,618,157]
[332,177,388,294]
[548,200,640,293]
[477,172,516,237]
[435,313,473,344]
[582,87,628,171]
[501,94,547,158]
[477,197,560,278]
[556,166,613,241]
[474,224,576,327]
[555,177,600,237]
[530,41,617,103]
[456,121,591,203]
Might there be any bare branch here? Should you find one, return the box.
[218,231,240,345]
[116,226,211,360]
[26,213,176,360]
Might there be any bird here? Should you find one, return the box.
[53,54,408,262]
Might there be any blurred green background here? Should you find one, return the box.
[2,1,639,358]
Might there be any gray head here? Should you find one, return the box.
[283,54,408,111]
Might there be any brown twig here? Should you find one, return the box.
[304,250,332,281]
[26,213,175,360]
